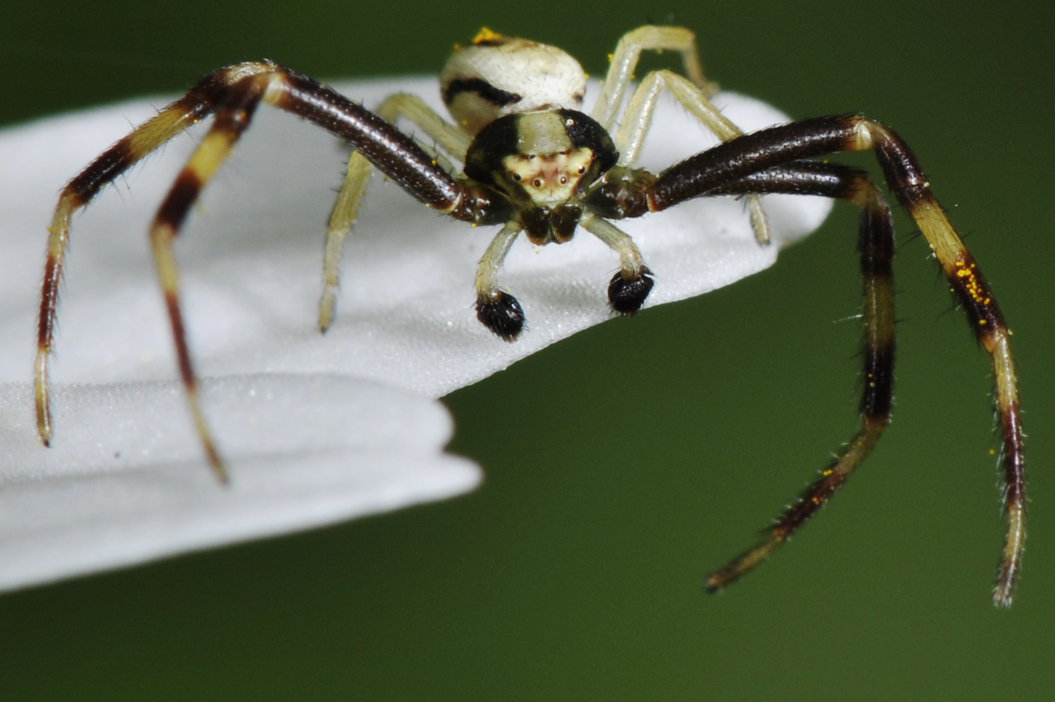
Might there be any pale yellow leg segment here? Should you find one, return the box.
[592,25,716,131]
[319,93,470,331]
[147,81,269,482]
[36,97,218,446]
[615,70,771,245]
[151,222,227,482]
[579,213,646,279]
[475,221,522,301]
[35,62,278,451]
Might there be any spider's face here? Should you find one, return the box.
[464,109,618,244]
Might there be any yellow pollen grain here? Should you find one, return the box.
[472,27,502,44]
[954,260,990,305]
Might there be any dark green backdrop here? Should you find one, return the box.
[2,1,1052,699]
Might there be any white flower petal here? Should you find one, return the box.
[0,78,830,392]
[0,77,830,591]
[0,374,477,591]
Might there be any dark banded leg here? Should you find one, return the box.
[35,63,281,473]
[38,62,491,478]
[36,68,235,450]
[149,73,270,482]
[700,163,897,595]
[628,116,1024,605]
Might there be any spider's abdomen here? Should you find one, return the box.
[440,28,587,135]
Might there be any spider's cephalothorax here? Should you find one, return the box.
[36,27,1026,606]
[438,30,652,337]
[462,107,624,336]
[464,110,618,244]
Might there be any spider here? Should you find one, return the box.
[35,26,1025,606]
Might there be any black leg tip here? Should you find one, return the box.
[608,268,654,315]
[476,291,525,341]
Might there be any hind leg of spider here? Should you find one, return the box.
[591,26,770,246]
[694,163,895,591]
[591,26,715,129]
[319,93,471,332]
[612,69,771,245]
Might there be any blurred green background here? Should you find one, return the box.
[2,0,1052,699]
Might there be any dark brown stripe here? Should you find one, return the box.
[871,124,929,200]
[156,169,204,232]
[703,162,869,201]
[164,291,196,389]
[65,94,212,205]
[946,251,1007,333]
[37,256,61,351]
[272,68,466,214]
[773,470,848,539]
[442,78,521,109]
[65,139,138,205]
[858,192,895,273]
[861,344,895,419]
[858,186,896,421]
[649,114,860,210]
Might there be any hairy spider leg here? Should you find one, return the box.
[149,73,270,482]
[473,220,525,340]
[593,26,770,245]
[321,93,472,332]
[701,162,896,594]
[38,62,494,480]
[594,114,1024,606]
[592,26,715,127]
[578,213,654,313]
[37,65,234,463]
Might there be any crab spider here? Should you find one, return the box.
[35,27,1025,606]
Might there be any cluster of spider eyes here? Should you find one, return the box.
[513,173,581,187]
[509,152,588,189]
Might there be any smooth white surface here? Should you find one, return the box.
[0,76,830,592]
[0,375,477,592]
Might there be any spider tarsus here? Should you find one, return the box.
[607,267,655,315]
[476,291,525,341]
[318,288,337,335]
[197,428,230,484]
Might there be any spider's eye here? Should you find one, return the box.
[532,178,543,188]
[559,176,568,184]
[577,166,586,174]
[512,173,522,181]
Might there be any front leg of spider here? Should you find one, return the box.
[36,62,501,481]
[590,115,1025,607]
